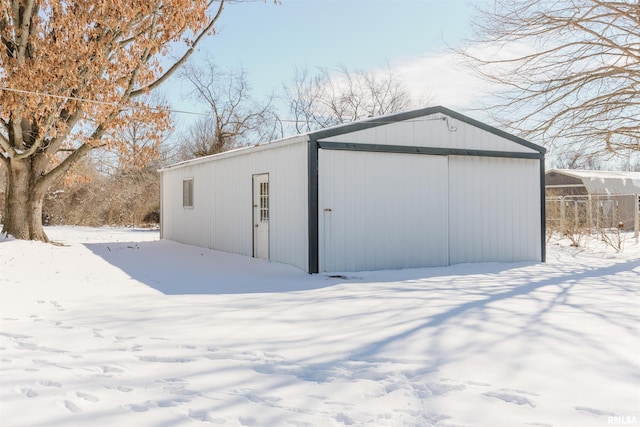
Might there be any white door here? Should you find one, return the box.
[253,174,269,259]
[318,150,449,272]
[448,156,541,263]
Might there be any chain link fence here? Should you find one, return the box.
[546,194,640,245]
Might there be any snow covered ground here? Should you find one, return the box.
[1,226,638,427]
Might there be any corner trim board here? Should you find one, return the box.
[540,158,547,263]
[308,139,319,273]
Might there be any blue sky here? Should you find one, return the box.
[203,0,475,92]
[163,1,640,168]
[168,0,487,126]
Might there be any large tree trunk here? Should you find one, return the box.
[2,157,49,242]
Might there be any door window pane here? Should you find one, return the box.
[260,182,269,221]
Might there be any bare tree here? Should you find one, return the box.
[460,0,640,157]
[43,96,173,228]
[179,117,228,158]
[551,148,603,170]
[179,60,279,159]
[0,0,278,241]
[284,65,413,133]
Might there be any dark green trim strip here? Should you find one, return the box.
[540,158,547,263]
[309,105,546,155]
[308,139,319,273]
[317,141,544,160]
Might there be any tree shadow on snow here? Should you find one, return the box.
[336,257,640,391]
[240,258,640,406]
[83,239,535,296]
[82,236,640,423]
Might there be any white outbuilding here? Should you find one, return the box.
[159,106,546,273]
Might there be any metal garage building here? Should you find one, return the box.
[545,168,640,235]
[159,106,546,273]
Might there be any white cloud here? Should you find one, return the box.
[392,51,491,111]
[390,41,534,114]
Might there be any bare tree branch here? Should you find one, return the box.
[283,65,413,133]
[178,61,278,159]
[130,0,226,97]
[460,0,640,157]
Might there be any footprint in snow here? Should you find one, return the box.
[104,385,134,393]
[188,410,226,424]
[483,391,536,407]
[126,404,149,413]
[575,406,617,417]
[0,331,31,340]
[156,398,188,407]
[286,421,313,427]
[244,392,282,404]
[32,359,71,370]
[239,416,258,426]
[18,341,67,353]
[466,380,491,387]
[335,413,355,425]
[155,377,198,398]
[156,377,188,388]
[60,400,82,413]
[99,365,124,374]
[39,380,62,388]
[138,355,195,363]
[53,321,73,329]
[181,344,197,350]
[428,381,466,396]
[503,388,539,397]
[75,392,99,402]
[82,364,124,376]
[16,387,38,398]
[49,301,65,311]
[305,394,327,400]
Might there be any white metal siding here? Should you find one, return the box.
[320,113,538,154]
[318,150,449,272]
[161,108,543,274]
[161,141,308,271]
[448,156,541,264]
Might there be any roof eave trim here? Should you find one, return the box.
[158,134,310,173]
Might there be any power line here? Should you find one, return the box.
[0,85,452,126]
[0,86,207,116]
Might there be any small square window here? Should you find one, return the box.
[183,179,194,208]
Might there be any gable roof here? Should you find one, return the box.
[546,168,640,195]
[160,106,545,172]
[308,105,546,155]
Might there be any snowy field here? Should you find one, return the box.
[1,226,638,427]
